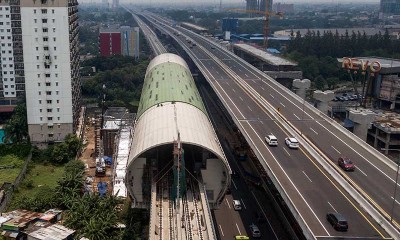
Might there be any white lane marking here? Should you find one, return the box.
[232,88,236,93]
[328,201,338,212]
[280,102,286,107]
[243,122,328,235]
[239,68,242,72]
[310,127,318,135]
[235,223,241,235]
[226,82,230,86]
[219,225,224,237]
[260,121,264,125]
[226,198,231,209]
[283,147,291,156]
[216,71,219,74]
[302,171,312,182]
[239,97,244,101]
[250,191,278,239]
[232,179,238,189]
[356,166,368,176]
[245,73,249,77]
[390,196,400,205]
[248,106,253,112]
[261,87,265,91]
[331,146,341,154]
[241,198,247,209]
[252,79,256,83]
[293,113,300,120]
[270,94,274,98]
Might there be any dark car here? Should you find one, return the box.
[338,157,355,171]
[326,212,348,231]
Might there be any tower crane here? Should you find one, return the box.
[227,2,283,49]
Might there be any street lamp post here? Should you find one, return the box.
[381,148,400,223]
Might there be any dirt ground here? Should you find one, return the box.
[79,117,113,194]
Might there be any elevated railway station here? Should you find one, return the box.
[126,53,230,239]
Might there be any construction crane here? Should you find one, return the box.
[227,3,283,49]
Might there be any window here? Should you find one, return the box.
[39,109,42,112]
[39,100,42,104]
[36,47,39,51]
[35,37,38,42]
[48,133,53,138]
[57,117,60,120]
[38,91,41,95]
[4,92,7,95]
[10,85,13,88]
[52,10,55,14]
[4,85,7,88]
[55,74,58,77]
[48,126,53,129]
[34,19,37,23]
[43,28,48,32]
[43,37,48,42]
[52,28,55,33]
[3,78,6,81]
[37,65,39,69]
[37,74,40,78]
[36,56,39,60]
[56,100,59,103]
[48,117,53,121]
[53,37,56,42]
[53,47,56,51]
[42,19,47,23]
[54,56,57,60]
[47,100,52,104]
[34,9,36,14]
[45,73,50,77]
[55,65,57,69]
[0,22,3,25]
[43,46,48,51]
[40,117,42,121]
[46,82,50,86]
[47,109,52,113]
[52,19,55,23]
[57,108,60,112]
[44,64,50,69]
[35,28,38,33]
[46,91,51,95]
[56,91,59,95]
[55,82,58,86]
[38,83,40,87]
[41,9,47,14]
[9,78,13,81]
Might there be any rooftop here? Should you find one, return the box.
[233,43,297,66]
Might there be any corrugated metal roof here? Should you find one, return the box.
[137,55,206,117]
[129,102,226,166]
[234,43,297,66]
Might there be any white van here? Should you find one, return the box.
[233,200,242,210]
[265,134,278,146]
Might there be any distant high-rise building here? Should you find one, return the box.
[246,0,273,17]
[102,0,109,8]
[112,0,119,9]
[380,0,400,15]
[21,0,81,145]
[0,1,24,113]
[273,3,294,14]
[100,27,140,59]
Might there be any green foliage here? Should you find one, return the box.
[0,144,30,159]
[81,56,149,111]
[4,104,29,143]
[12,186,58,212]
[0,154,25,185]
[120,205,148,240]
[314,75,326,90]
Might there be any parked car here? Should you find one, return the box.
[338,156,355,171]
[249,224,261,238]
[233,200,242,210]
[285,137,299,149]
[326,212,348,231]
[265,134,278,146]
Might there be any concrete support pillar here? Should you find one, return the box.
[313,90,335,115]
[348,109,376,142]
[373,127,378,148]
[292,79,311,100]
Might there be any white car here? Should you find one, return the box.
[285,137,299,149]
[265,134,278,146]
[233,199,242,210]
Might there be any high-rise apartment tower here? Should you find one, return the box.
[21,0,81,145]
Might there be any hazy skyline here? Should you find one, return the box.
[79,0,379,4]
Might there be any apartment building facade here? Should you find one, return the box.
[0,0,24,113]
[21,0,81,145]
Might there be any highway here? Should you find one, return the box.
[137,12,398,239]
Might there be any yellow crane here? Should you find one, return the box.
[227,4,283,49]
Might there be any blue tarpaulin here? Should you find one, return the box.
[103,156,112,165]
[98,182,107,197]
[343,119,354,128]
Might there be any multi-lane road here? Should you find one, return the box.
[127,8,400,239]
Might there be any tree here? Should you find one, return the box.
[4,103,28,143]
[314,75,326,90]
[326,77,339,89]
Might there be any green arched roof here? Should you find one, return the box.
[137,61,206,117]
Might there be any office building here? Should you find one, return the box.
[380,0,400,15]
[100,27,140,59]
[21,0,81,145]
